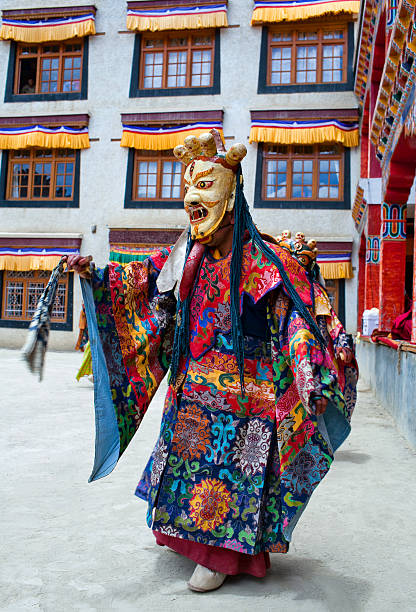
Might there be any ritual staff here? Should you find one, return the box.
[67,131,356,592]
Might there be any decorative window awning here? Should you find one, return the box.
[0,235,81,271]
[126,1,228,32]
[110,245,165,265]
[250,0,360,24]
[109,228,183,265]
[1,6,96,43]
[120,111,224,150]
[317,252,352,278]
[0,115,90,149]
[315,241,353,278]
[249,119,359,147]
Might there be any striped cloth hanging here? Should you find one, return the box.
[249,119,359,147]
[120,121,224,150]
[0,13,96,43]
[251,0,360,24]
[0,125,90,150]
[0,247,80,271]
[127,4,228,32]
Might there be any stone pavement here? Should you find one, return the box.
[1,348,415,612]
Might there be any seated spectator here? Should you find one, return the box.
[20,78,35,94]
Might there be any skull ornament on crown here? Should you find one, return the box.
[173,130,247,243]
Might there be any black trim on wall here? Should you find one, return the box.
[0,150,81,208]
[257,22,355,94]
[129,29,221,98]
[0,271,74,331]
[4,38,89,103]
[124,148,184,209]
[253,145,351,209]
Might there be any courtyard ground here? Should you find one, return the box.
[0,348,415,612]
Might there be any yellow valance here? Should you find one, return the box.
[319,261,353,279]
[249,120,359,148]
[0,255,64,271]
[0,126,90,150]
[126,5,228,32]
[251,0,360,24]
[121,123,224,150]
[0,14,95,44]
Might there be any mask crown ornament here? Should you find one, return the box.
[276,230,319,272]
[173,129,247,242]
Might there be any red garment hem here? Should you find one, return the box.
[154,531,270,578]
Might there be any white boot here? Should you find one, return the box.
[187,564,227,592]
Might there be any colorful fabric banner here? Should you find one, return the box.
[0,247,79,271]
[0,125,89,150]
[126,4,228,32]
[251,0,360,23]
[317,252,352,279]
[121,121,224,150]
[249,119,359,147]
[110,245,163,265]
[0,13,96,43]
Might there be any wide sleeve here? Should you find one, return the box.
[270,289,343,415]
[82,253,176,482]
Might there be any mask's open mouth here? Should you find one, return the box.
[189,206,208,224]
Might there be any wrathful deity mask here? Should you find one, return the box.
[174,131,247,242]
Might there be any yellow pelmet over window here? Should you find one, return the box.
[126,1,228,32]
[0,125,90,150]
[120,120,224,150]
[251,0,360,25]
[249,119,359,147]
[0,8,96,43]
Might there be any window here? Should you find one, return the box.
[258,22,353,93]
[130,29,220,97]
[0,270,72,328]
[268,26,347,85]
[133,150,184,201]
[141,31,213,89]
[6,149,76,202]
[14,39,83,94]
[262,144,343,201]
[324,279,345,325]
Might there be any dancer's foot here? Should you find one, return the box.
[187,564,227,592]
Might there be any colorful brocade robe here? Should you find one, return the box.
[81,239,356,556]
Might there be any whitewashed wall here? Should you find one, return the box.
[0,0,359,350]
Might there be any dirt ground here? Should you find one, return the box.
[1,348,415,611]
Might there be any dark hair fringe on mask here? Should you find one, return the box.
[170,165,326,393]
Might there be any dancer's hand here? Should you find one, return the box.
[64,254,93,278]
[313,396,328,416]
[336,347,353,364]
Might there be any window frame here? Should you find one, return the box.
[129,29,221,98]
[0,149,81,208]
[124,148,185,209]
[4,38,89,103]
[261,143,344,202]
[254,143,351,209]
[132,149,185,203]
[324,278,345,325]
[257,21,354,94]
[0,269,73,330]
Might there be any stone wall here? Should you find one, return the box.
[357,340,416,448]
